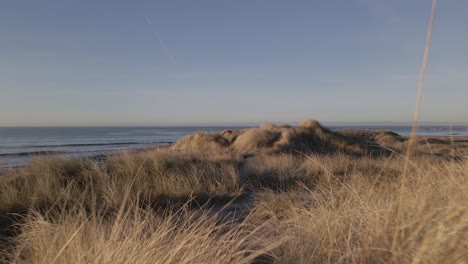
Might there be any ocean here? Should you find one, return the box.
[1,125,467,169]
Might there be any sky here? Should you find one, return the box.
[1,0,467,126]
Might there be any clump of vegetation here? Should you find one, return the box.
[173,120,381,156]
[0,149,243,215]
[249,155,468,263]
[1,120,467,263]
[9,203,281,264]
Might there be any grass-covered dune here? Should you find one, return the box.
[173,120,384,156]
[1,120,467,263]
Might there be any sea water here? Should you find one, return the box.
[1,125,467,169]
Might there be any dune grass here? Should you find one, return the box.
[8,203,281,264]
[0,120,467,263]
[0,149,243,213]
[249,155,468,263]
[172,120,374,156]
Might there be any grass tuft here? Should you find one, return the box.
[1,120,467,263]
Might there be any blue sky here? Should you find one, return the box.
[1,0,467,126]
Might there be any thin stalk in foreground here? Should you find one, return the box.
[392,0,437,258]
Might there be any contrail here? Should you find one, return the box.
[144,16,175,61]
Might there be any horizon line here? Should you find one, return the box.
[1,121,467,128]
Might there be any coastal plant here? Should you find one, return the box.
[248,154,468,263]
[9,202,282,264]
[1,121,467,263]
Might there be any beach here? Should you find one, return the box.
[1,120,468,263]
[1,125,467,170]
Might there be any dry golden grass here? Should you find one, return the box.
[0,157,91,213]
[172,120,371,156]
[1,120,467,263]
[8,203,281,264]
[100,149,243,208]
[249,155,468,263]
[0,149,243,214]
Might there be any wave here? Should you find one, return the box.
[0,151,68,157]
[0,141,174,158]
[50,142,142,147]
[1,141,174,149]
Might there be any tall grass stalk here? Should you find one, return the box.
[394,0,438,257]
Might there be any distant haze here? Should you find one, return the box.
[1,1,467,126]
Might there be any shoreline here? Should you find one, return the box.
[2,134,467,175]
[0,144,172,176]
[405,135,468,145]
[1,121,468,262]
